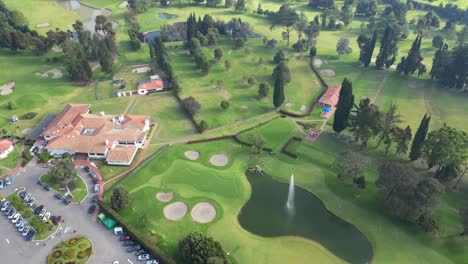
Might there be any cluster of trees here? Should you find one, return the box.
[357,31,377,66]
[415,11,440,35]
[186,13,219,47]
[411,1,468,26]
[308,0,335,10]
[149,37,177,89]
[178,232,228,264]
[189,38,210,74]
[127,10,142,51]
[127,0,153,13]
[355,0,379,17]
[272,50,291,108]
[110,186,131,211]
[396,35,426,76]
[430,44,468,91]
[50,157,77,190]
[225,17,252,48]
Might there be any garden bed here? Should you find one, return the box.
[47,236,93,264]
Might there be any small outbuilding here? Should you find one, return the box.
[0,140,13,159]
[318,85,341,108]
[137,75,164,95]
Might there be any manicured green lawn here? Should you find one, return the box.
[0,142,22,169]
[47,236,93,264]
[41,174,88,203]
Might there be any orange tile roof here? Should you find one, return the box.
[42,104,90,137]
[0,140,13,153]
[106,146,138,163]
[138,78,164,91]
[319,86,341,107]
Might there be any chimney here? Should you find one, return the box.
[99,111,105,116]
[119,115,125,122]
[105,139,109,145]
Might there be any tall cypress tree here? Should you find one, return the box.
[186,13,197,44]
[364,31,377,67]
[397,35,425,76]
[98,41,113,75]
[273,77,285,108]
[409,113,431,161]
[333,78,354,132]
[376,26,398,69]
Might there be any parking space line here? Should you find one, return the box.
[5,239,10,244]
[128,259,134,264]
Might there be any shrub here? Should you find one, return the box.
[64,248,75,259]
[179,232,227,264]
[39,152,50,163]
[220,100,230,110]
[20,112,37,120]
[199,120,208,132]
[181,97,201,116]
[110,186,130,211]
[52,250,62,258]
[78,243,88,249]
[258,82,270,98]
[77,250,88,259]
[247,76,256,87]
[7,101,17,110]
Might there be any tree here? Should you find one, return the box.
[50,158,77,189]
[295,12,309,42]
[98,40,113,75]
[270,5,299,47]
[186,13,197,43]
[375,103,402,147]
[225,18,252,48]
[7,101,17,110]
[234,0,247,12]
[247,76,256,87]
[128,30,141,51]
[336,38,352,55]
[258,82,270,98]
[432,35,444,49]
[138,214,149,227]
[182,97,201,116]
[358,31,377,67]
[224,60,231,70]
[304,19,320,50]
[178,232,227,264]
[457,26,468,47]
[249,132,266,154]
[430,44,468,91]
[214,48,223,62]
[220,100,230,110]
[110,186,130,211]
[63,42,93,82]
[349,98,382,148]
[272,61,291,83]
[198,120,208,132]
[409,114,430,161]
[201,14,215,35]
[225,0,233,8]
[128,0,152,13]
[273,77,285,108]
[422,125,468,180]
[273,50,286,64]
[333,78,354,132]
[376,26,398,70]
[460,203,468,236]
[376,162,444,225]
[396,35,425,76]
[308,0,335,9]
[356,0,378,17]
[395,125,412,156]
[334,149,370,184]
[309,46,317,57]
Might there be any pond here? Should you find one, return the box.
[56,0,118,31]
[238,171,373,264]
[158,12,178,20]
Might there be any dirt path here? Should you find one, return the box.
[123,96,136,115]
[370,72,387,102]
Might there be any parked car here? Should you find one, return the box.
[94,184,100,193]
[63,198,71,205]
[119,235,131,241]
[1,201,10,211]
[7,209,17,219]
[24,193,31,202]
[4,206,12,215]
[11,213,20,223]
[39,209,47,218]
[18,221,26,232]
[84,166,90,172]
[51,216,62,225]
[42,212,51,223]
[92,194,99,203]
[22,226,30,236]
[146,260,160,264]
[135,250,148,256]
[35,205,44,215]
[88,205,96,214]
[89,171,96,178]
[92,177,99,184]
[0,180,4,189]
[123,240,136,247]
[16,217,24,227]
[37,180,44,186]
[27,198,35,207]
[126,245,141,252]
[26,229,36,241]
[18,191,26,199]
[54,193,63,200]
[43,184,50,191]
[5,176,12,185]
[137,254,151,261]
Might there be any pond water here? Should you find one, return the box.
[56,0,118,31]
[238,171,373,264]
[158,12,178,20]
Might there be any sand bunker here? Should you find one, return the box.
[0,82,15,95]
[320,69,336,77]
[37,69,63,79]
[36,23,50,28]
[241,105,249,109]
[285,102,292,107]
[313,58,323,68]
[156,192,174,202]
[51,46,63,53]
[118,1,128,8]
[191,202,217,223]
[163,202,188,221]
[210,154,229,167]
[132,66,151,73]
[184,151,200,160]
[300,105,307,112]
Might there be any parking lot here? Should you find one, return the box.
[0,159,139,264]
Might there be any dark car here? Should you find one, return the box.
[123,240,136,247]
[119,235,131,241]
[18,191,26,199]
[63,198,71,205]
[51,216,62,225]
[126,245,141,253]
[43,184,50,191]
[91,194,99,203]
[54,193,63,200]
[26,229,36,241]
[37,180,44,186]
[88,205,96,214]
[135,250,148,256]
[34,205,44,215]
[84,166,91,172]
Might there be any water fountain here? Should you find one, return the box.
[286,174,295,210]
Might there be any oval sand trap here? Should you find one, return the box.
[156,192,174,202]
[163,202,188,221]
[191,202,217,223]
[210,154,229,167]
[184,151,199,160]
[0,82,15,95]
[320,69,336,77]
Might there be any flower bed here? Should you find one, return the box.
[47,236,93,264]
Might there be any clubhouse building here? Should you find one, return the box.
[40,104,151,166]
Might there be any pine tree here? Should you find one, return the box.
[273,77,285,108]
[409,114,431,161]
[364,31,377,67]
[397,35,425,76]
[186,13,197,44]
[98,41,113,75]
[333,78,354,133]
[376,26,398,69]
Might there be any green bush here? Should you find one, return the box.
[19,112,37,120]
[78,243,88,249]
[39,152,50,163]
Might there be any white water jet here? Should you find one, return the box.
[286,174,295,210]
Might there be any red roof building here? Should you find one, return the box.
[0,140,13,159]
[137,75,164,95]
[318,86,341,108]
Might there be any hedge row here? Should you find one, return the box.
[173,92,202,133]
[97,201,176,264]
[232,135,274,152]
[186,135,235,144]
[281,136,302,159]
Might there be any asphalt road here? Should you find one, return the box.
[0,159,139,264]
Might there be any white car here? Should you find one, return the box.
[39,209,47,218]
[11,213,20,224]
[24,194,31,202]
[138,254,151,261]
[42,212,51,223]
[0,180,3,189]
[22,226,30,236]
[146,260,160,264]
[7,209,16,219]
[16,218,24,228]
[1,201,10,211]
[18,221,26,232]
[27,198,35,207]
